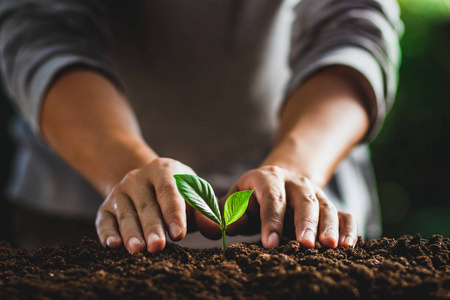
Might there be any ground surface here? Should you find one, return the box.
[0,234,449,299]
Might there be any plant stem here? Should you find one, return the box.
[221,228,226,251]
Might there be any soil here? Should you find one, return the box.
[0,234,449,300]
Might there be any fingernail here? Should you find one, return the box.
[106,236,118,247]
[147,233,161,249]
[302,229,316,245]
[344,235,354,247]
[267,232,279,249]
[128,237,143,253]
[169,221,183,239]
[323,228,337,239]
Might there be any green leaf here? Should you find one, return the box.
[173,174,222,225]
[224,189,254,227]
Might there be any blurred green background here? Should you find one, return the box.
[1,0,449,243]
[371,0,450,238]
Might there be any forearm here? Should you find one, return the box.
[41,70,158,197]
[262,66,372,188]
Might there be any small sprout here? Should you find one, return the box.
[173,174,254,250]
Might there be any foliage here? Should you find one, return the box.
[173,174,253,250]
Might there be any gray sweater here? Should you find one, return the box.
[0,0,403,242]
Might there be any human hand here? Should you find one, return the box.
[95,157,204,254]
[215,166,357,249]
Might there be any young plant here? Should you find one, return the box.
[173,174,254,250]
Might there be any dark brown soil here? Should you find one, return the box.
[1,234,449,299]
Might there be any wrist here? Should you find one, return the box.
[261,135,328,188]
[100,136,158,196]
[265,66,371,188]
[40,69,160,197]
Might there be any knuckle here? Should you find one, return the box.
[122,169,140,185]
[262,187,285,204]
[296,175,309,185]
[100,195,119,214]
[124,169,139,180]
[319,199,336,211]
[109,185,126,200]
[108,186,120,198]
[339,212,352,221]
[150,157,163,167]
[150,157,175,169]
[111,198,122,214]
[263,165,282,175]
[157,183,177,198]
[260,166,287,181]
[162,204,183,220]
[315,189,327,199]
[136,200,152,212]
[98,202,109,213]
[117,210,138,223]
[302,193,319,205]
[300,216,319,228]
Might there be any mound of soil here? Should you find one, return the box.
[1,234,449,299]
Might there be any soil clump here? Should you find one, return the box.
[1,234,449,299]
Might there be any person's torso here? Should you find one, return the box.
[103,0,295,184]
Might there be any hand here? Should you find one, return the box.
[95,157,201,254]
[218,165,358,249]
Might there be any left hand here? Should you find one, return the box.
[211,165,358,249]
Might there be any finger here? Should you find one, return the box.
[286,180,319,249]
[256,176,287,249]
[124,181,166,254]
[150,169,187,241]
[110,192,147,254]
[316,191,339,248]
[95,209,122,248]
[338,212,358,248]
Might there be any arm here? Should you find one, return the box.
[41,70,204,254]
[263,65,370,189]
[221,66,370,249]
[0,1,205,254]
[262,65,370,248]
[41,70,156,197]
[216,0,402,249]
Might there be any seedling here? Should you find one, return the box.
[173,174,254,250]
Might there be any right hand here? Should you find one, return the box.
[95,157,201,253]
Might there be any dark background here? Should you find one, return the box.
[1,0,449,244]
[0,85,15,244]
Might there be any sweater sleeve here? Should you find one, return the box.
[286,0,403,142]
[0,0,121,134]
